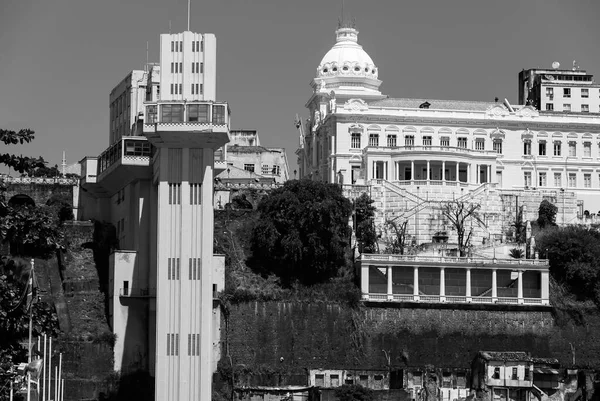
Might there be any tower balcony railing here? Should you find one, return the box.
[361,254,549,268]
[97,137,153,177]
[142,101,230,131]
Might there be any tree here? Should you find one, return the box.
[441,200,484,257]
[0,129,61,399]
[535,226,600,303]
[354,194,378,254]
[537,199,558,229]
[248,180,352,285]
[334,384,374,401]
[511,205,527,244]
[384,219,409,255]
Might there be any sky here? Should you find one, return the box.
[1,0,600,174]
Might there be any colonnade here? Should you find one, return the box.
[371,160,495,184]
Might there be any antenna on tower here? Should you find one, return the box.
[169,20,171,33]
[145,41,149,72]
[187,0,191,31]
[61,151,66,176]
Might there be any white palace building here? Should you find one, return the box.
[297,22,600,243]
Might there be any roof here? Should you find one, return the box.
[531,357,560,366]
[479,351,531,362]
[534,367,559,375]
[368,98,498,111]
[227,145,272,154]
[215,165,265,180]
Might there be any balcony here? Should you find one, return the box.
[143,101,230,148]
[364,145,498,159]
[95,137,153,194]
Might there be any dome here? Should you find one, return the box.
[317,26,378,79]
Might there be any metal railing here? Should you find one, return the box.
[360,254,549,267]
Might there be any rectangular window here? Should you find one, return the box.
[405,135,415,147]
[196,40,200,52]
[272,165,281,175]
[564,88,571,98]
[179,84,182,95]
[457,137,467,148]
[422,135,432,146]
[213,105,226,124]
[442,372,452,388]
[171,62,174,73]
[179,41,182,51]
[244,164,255,172]
[171,41,174,52]
[524,172,532,187]
[569,142,576,157]
[200,40,203,52]
[524,367,530,380]
[200,63,204,73]
[170,83,174,95]
[146,105,157,123]
[493,140,502,154]
[582,88,589,98]
[191,83,195,94]
[373,375,383,390]
[161,104,184,122]
[582,104,589,113]
[554,173,562,187]
[198,84,203,94]
[546,103,554,111]
[187,104,209,122]
[546,87,554,97]
[475,139,485,151]
[568,173,576,187]
[584,142,591,157]
[584,173,591,188]
[492,367,500,380]
[168,184,181,205]
[351,132,361,148]
[440,137,450,147]
[523,140,531,155]
[539,172,547,187]
[179,62,182,73]
[315,374,324,387]
[330,374,340,387]
[387,134,397,147]
[539,141,546,156]
[359,375,368,387]
[369,133,379,147]
[456,373,466,388]
[554,141,561,156]
[189,184,201,205]
[413,372,423,386]
[563,103,571,112]
[512,367,518,380]
[167,257,180,279]
[262,164,270,175]
[192,41,195,52]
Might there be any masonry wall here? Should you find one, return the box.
[225,302,600,373]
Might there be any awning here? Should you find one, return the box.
[534,368,559,375]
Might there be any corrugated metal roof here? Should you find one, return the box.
[368,97,499,111]
[480,351,531,362]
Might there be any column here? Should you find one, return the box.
[456,162,460,182]
[466,163,470,184]
[413,266,420,301]
[440,267,445,302]
[491,269,497,301]
[517,270,524,304]
[442,161,446,182]
[361,264,369,300]
[387,266,393,301]
[540,271,549,305]
[487,165,491,184]
[476,164,479,184]
[411,160,415,182]
[426,160,430,182]
[465,268,472,302]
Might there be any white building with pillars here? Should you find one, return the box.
[297,22,600,246]
[79,30,228,401]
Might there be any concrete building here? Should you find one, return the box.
[79,29,228,401]
[217,129,290,184]
[297,22,600,247]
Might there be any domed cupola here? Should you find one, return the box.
[313,22,384,100]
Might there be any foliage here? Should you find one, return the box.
[31,164,60,178]
[509,248,525,259]
[384,219,409,255]
[354,194,378,254]
[511,205,527,244]
[441,200,483,257]
[0,128,62,398]
[536,226,600,303]
[537,200,558,229]
[334,384,375,401]
[248,180,352,286]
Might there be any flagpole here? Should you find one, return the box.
[27,258,35,401]
[48,338,52,401]
[58,353,62,401]
[42,334,46,401]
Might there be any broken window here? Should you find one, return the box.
[315,374,324,387]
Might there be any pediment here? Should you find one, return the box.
[486,105,509,117]
[516,106,539,118]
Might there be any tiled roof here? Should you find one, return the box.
[227,145,271,154]
[479,351,531,362]
[215,165,265,180]
[368,98,499,111]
